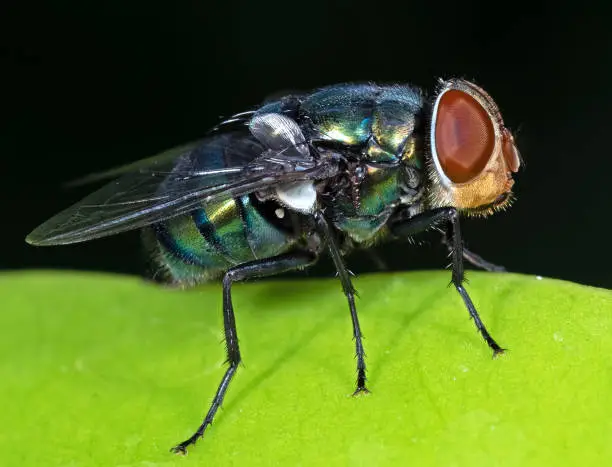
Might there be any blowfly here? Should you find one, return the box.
[26,78,521,453]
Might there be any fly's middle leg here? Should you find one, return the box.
[314,211,369,395]
[171,251,316,455]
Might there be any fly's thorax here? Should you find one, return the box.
[301,83,424,163]
[295,83,427,243]
[426,79,521,216]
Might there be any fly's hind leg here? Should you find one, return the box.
[441,232,506,272]
[171,251,316,455]
[391,208,504,356]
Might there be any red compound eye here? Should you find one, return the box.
[434,89,495,183]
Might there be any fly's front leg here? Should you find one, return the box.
[171,252,316,455]
[441,232,506,272]
[314,211,369,395]
[391,208,504,356]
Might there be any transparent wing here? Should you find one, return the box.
[64,140,204,187]
[27,114,334,246]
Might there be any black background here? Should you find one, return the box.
[2,1,610,288]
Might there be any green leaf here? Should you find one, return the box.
[1,270,611,466]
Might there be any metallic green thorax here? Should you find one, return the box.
[300,84,422,165]
[299,84,424,243]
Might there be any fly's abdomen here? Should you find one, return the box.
[150,195,295,285]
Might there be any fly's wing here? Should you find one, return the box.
[27,114,334,246]
[64,140,204,187]
[64,111,259,187]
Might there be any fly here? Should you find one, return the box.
[26,78,521,454]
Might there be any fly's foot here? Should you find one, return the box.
[352,386,371,396]
[484,334,505,358]
[170,434,201,455]
[170,444,188,456]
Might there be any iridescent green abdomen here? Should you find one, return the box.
[152,195,294,284]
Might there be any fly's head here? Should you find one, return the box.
[427,78,521,217]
